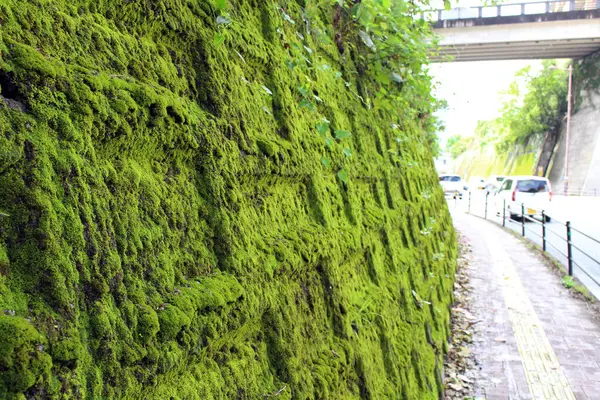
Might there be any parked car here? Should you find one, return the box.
[486,175,505,189]
[494,176,552,221]
[484,183,499,195]
[468,176,486,191]
[439,175,464,198]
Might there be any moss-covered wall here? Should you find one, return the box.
[0,1,456,398]
[454,140,540,180]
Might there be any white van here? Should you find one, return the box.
[494,176,552,221]
[439,175,464,198]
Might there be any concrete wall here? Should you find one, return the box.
[548,51,600,194]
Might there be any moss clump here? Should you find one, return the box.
[0,316,52,397]
[0,0,456,398]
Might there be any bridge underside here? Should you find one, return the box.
[432,10,600,62]
[435,38,600,62]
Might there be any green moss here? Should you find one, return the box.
[0,0,456,398]
[455,145,538,179]
[0,316,52,396]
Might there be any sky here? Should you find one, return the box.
[429,60,542,147]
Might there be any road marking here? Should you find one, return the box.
[483,227,576,400]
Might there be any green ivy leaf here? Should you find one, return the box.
[321,157,331,169]
[282,11,295,24]
[216,0,227,10]
[337,168,348,184]
[262,85,273,96]
[335,130,351,139]
[286,59,297,70]
[216,16,231,25]
[297,86,309,98]
[325,137,334,147]
[316,120,330,136]
[358,31,376,50]
[343,148,352,157]
[213,33,225,47]
[299,99,315,111]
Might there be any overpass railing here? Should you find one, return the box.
[422,0,599,22]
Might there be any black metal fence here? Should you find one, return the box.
[464,191,600,291]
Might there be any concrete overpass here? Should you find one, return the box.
[429,0,600,62]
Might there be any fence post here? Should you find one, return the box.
[468,191,471,214]
[542,210,547,251]
[521,3,525,14]
[521,203,525,236]
[502,199,506,227]
[569,0,575,11]
[485,192,488,219]
[566,221,573,276]
[546,0,550,12]
[497,4,501,16]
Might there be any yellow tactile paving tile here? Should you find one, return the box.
[484,228,577,400]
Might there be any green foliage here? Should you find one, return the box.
[561,276,575,289]
[446,134,469,159]
[492,61,568,152]
[0,0,455,398]
[452,60,568,177]
[347,0,446,151]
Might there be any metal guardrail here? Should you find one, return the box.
[422,0,599,21]
[563,188,600,197]
[463,191,600,290]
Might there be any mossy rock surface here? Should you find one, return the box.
[0,0,456,398]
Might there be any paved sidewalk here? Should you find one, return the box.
[453,211,600,400]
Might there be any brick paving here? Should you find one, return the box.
[453,212,600,400]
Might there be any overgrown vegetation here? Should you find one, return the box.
[0,0,455,398]
[448,60,568,159]
[446,134,469,160]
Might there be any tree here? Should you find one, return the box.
[493,60,568,151]
[446,134,468,159]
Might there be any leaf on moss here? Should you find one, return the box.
[316,120,329,136]
[321,157,331,168]
[213,33,225,47]
[282,11,295,24]
[337,168,348,184]
[216,16,231,25]
[335,130,350,139]
[262,85,273,96]
[297,85,309,98]
[299,99,315,111]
